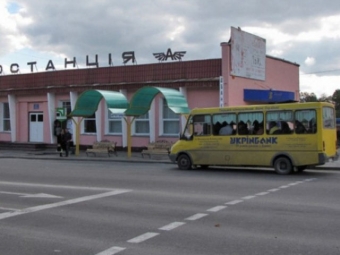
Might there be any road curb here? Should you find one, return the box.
[1,153,339,170]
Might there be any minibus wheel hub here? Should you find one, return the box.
[177,154,192,170]
[274,157,293,175]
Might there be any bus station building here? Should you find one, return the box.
[0,32,300,150]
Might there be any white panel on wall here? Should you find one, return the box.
[230,26,266,81]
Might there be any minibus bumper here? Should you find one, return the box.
[169,154,177,163]
[319,152,339,164]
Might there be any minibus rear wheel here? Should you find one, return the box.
[274,156,293,175]
[177,154,192,170]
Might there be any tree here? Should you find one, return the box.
[318,93,333,103]
[300,92,318,102]
[300,90,339,117]
[332,90,340,118]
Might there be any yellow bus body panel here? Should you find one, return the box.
[170,102,338,168]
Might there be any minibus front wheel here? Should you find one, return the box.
[273,156,293,175]
[177,154,192,170]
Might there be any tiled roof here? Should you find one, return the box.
[0,59,221,96]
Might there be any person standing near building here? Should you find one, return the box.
[63,128,72,157]
[56,125,63,157]
[66,118,73,136]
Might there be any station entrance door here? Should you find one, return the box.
[29,112,44,142]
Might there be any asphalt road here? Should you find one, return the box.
[0,158,339,255]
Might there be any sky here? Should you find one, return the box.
[0,0,340,97]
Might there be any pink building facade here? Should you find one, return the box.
[0,43,299,149]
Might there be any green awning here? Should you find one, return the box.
[70,90,129,117]
[124,86,190,116]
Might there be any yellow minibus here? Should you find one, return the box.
[169,102,338,174]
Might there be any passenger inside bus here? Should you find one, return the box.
[213,121,222,135]
[202,123,211,135]
[281,121,291,134]
[230,121,237,134]
[295,120,307,134]
[308,118,317,133]
[219,121,233,135]
[253,120,264,135]
[238,121,249,135]
[269,121,280,134]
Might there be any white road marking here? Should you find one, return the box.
[0,181,115,191]
[267,188,280,192]
[0,207,18,211]
[0,178,316,254]
[185,213,208,221]
[225,200,243,205]
[127,232,159,243]
[95,246,126,255]
[0,191,63,198]
[207,205,227,212]
[255,192,269,196]
[159,222,186,231]
[305,178,317,182]
[0,189,131,221]
[242,195,256,200]
[279,185,289,189]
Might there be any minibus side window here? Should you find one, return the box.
[322,107,335,129]
[193,115,211,136]
[212,113,236,136]
[182,116,194,140]
[266,110,294,135]
[295,109,317,134]
[238,112,263,135]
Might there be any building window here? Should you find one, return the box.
[108,111,122,134]
[162,99,180,135]
[83,113,96,133]
[134,113,149,135]
[1,102,10,131]
[61,101,72,115]
[59,101,72,131]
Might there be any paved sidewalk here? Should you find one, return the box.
[0,149,339,170]
[0,149,171,164]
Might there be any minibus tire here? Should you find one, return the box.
[274,157,293,175]
[177,154,192,170]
